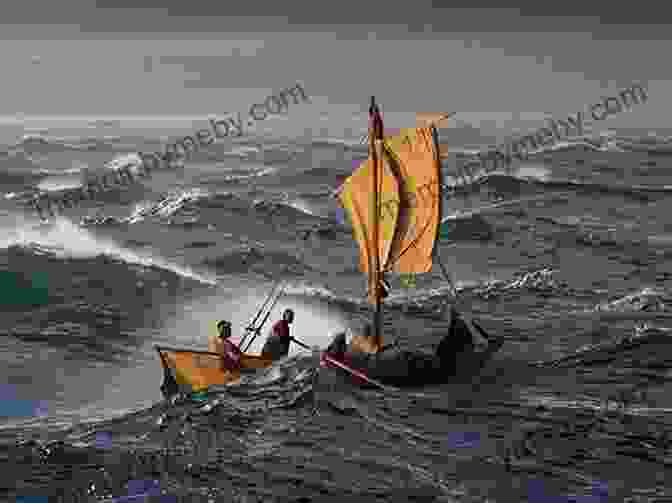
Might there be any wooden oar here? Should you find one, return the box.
[321,354,397,392]
[290,337,396,392]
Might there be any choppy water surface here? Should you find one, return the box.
[1,128,672,502]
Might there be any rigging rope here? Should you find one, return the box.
[240,229,312,352]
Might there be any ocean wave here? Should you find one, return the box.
[80,189,226,228]
[442,193,571,222]
[278,281,364,308]
[455,131,672,170]
[15,151,278,221]
[592,287,672,314]
[76,152,145,186]
[526,213,646,251]
[54,351,320,447]
[216,165,279,183]
[457,172,672,201]
[454,134,625,165]
[79,215,129,227]
[278,278,476,317]
[271,267,567,315]
[226,145,261,158]
[309,137,369,151]
[438,214,494,241]
[0,218,218,285]
[294,165,354,180]
[253,198,327,221]
[473,268,568,299]
[539,135,625,154]
[120,189,323,227]
[7,133,123,154]
[84,189,329,228]
[33,168,80,178]
[526,138,608,155]
[7,153,148,219]
[616,137,672,155]
[202,247,313,277]
[124,188,210,224]
[379,284,474,317]
[103,153,144,173]
[574,229,630,250]
[532,320,672,369]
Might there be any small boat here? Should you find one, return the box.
[322,99,503,386]
[156,345,275,398]
[320,318,504,388]
[156,256,295,399]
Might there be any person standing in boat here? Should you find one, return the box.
[261,308,296,360]
[208,320,242,370]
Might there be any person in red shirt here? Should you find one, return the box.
[208,320,242,370]
[261,309,296,360]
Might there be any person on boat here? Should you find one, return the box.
[208,320,242,370]
[261,308,296,360]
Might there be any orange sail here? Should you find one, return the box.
[337,126,444,284]
[382,126,443,274]
[337,153,401,301]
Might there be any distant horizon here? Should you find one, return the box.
[0,114,667,139]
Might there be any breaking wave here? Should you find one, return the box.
[592,287,672,315]
[0,218,218,285]
[533,321,672,369]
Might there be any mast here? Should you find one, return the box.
[369,96,383,348]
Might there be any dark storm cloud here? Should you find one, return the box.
[90,0,672,29]
[2,0,670,40]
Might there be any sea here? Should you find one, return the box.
[1,119,672,502]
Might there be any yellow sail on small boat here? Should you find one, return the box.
[382,126,443,274]
[337,106,446,352]
[337,145,401,303]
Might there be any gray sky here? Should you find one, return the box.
[0,0,669,136]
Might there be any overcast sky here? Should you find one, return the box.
[0,0,669,136]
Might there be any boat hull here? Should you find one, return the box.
[323,331,505,387]
[155,345,274,397]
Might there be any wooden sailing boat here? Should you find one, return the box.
[336,98,451,351]
[325,99,504,385]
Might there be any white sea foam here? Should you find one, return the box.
[0,217,218,285]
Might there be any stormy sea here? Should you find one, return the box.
[1,121,672,502]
